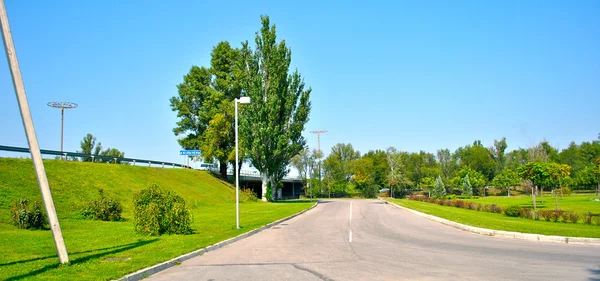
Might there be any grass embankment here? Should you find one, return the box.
[0,158,313,280]
[387,197,600,238]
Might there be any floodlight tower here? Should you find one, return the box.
[310,130,328,152]
[47,101,77,156]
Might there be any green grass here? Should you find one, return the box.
[459,195,600,213]
[0,158,313,280]
[387,198,600,238]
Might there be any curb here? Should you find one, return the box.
[380,199,600,246]
[116,201,319,281]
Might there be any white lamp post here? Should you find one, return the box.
[235,96,250,229]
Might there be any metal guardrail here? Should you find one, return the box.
[0,145,190,168]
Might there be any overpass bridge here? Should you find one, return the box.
[215,169,304,199]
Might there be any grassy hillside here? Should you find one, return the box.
[0,158,313,280]
[0,158,244,222]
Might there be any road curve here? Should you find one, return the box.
[147,199,600,281]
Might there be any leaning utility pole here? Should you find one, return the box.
[0,0,69,263]
[310,130,328,152]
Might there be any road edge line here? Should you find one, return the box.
[379,198,600,246]
[115,201,319,281]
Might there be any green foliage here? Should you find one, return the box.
[239,16,312,194]
[462,174,473,196]
[419,177,434,189]
[81,189,123,221]
[240,188,259,202]
[492,168,521,193]
[170,41,243,179]
[431,175,446,198]
[362,150,389,189]
[387,147,413,197]
[504,205,521,217]
[10,199,47,229]
[454,140,496,180]
[266,182,273,202]
[77,133,126,163]
[78,133,102,162]
[133,184,193,236]
[350,157,374,197]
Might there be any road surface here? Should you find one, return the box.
[147,199,600,281]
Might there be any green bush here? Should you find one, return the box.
[10,199,47,229]
[504,205,521,217]
[133,183,193,236]
[584,212,593,224]
[81,189,123,221]
[240,188,258,202]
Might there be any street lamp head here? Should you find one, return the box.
[47,101,78,109]
[237,96,251,104]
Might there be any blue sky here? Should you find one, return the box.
[1,0,598,166]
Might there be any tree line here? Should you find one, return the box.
[293,136,600,199]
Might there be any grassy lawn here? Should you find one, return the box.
[0,158,313,280]
[387,198,600,238]
[460,195,600,214]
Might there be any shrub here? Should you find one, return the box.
[550,211,561,223]
[475,203,483,211]
[10,199,47,229]
[81,189,123,221]
[455,200,465,208]
[519,208,533,219]
[539,210,552,221]
[467,202,477,210]
[133,183,193,236]
[568,212,580,224]
[594,216,600,226]
[490,204,502,214]
[482,204,491,212]
[559,211,571,223]
[584,213,593,224]
[240,188,259,202]
[504,205,521,217]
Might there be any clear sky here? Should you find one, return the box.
[1,0,598,166]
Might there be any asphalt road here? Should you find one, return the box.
[147,200,600,281]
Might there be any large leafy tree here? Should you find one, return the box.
[350,157,376,198]
[516,162,570,209]
[238,16,312,201]
[170,41,242,179]
[323,143,361,195]
[488,137,508,175]
[386,147,412,198]
[78,133,102,162]
[291,149,312,188]
[455,140,496,180]
[492,168,521,197]
[450,166,487,192]
[436,148,457,182]
[363,150,389,190]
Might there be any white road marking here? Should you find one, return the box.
[349,202,353,242]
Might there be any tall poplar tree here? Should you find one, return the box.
[238,16,312,201]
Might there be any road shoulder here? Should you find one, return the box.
[381,198,600,246]
[114,202,319,281]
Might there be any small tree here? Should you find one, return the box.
[462,174,473,196]
[492,168,521,197]
[431,175,446,198]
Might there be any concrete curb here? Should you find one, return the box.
[380,199,600,246]
[116,201,319,281]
